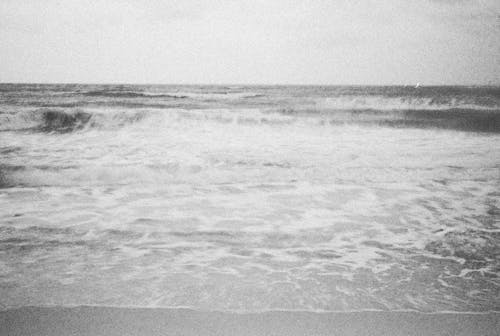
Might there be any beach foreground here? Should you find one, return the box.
[1,307,499,336]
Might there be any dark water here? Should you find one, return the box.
[0,84,499,312]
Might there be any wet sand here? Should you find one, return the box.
[1,307,498,336]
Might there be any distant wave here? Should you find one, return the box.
[82,90,188,99]
[174,92,264,100]
[78,89,265,104]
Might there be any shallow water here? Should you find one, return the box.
[0,84,499,312]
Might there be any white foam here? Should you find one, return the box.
[318,96,500,111]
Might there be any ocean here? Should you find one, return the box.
[0,84,499,313]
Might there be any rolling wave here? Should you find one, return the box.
[0,108,151,132]
[1,106,500,133]
[0,109,92,132]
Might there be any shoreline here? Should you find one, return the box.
[1,306,499,336]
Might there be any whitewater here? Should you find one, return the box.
[0,84,499,312]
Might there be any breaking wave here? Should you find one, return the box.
[1,106,500,133]
[0,108,150,133]
[0,109,92,132]
[318,95,500,111]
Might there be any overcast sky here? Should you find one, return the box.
[1,0,499,85]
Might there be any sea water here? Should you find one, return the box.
[0,84,499,312]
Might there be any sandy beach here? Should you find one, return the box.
[1,307,499,336]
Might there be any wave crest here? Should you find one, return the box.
[318,95,499,111]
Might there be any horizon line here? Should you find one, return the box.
[1,81,500,87]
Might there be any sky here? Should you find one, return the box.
[0,0,499,85]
